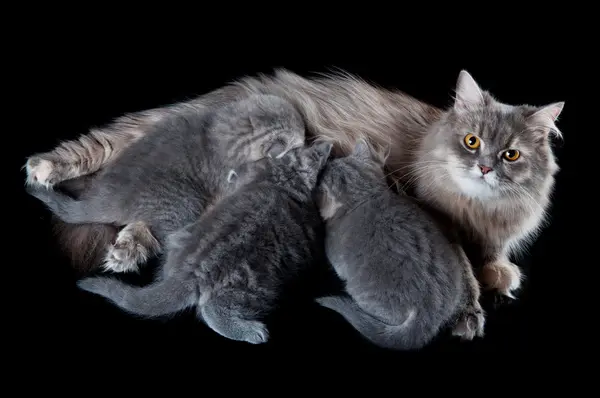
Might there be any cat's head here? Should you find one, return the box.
[228,140,333,192]
[416,70,564,203]
[247,96,306,161]
[316,138,387,220]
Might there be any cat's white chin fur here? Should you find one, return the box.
[448,167,499,199]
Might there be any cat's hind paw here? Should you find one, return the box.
[451,304,485,340]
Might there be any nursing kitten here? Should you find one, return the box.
[75,142,333,344]
[27,94,306,272]
[25,69,564,300]
[315,139,483,349]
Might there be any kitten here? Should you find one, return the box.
[26,94,306,273]
[24,69,564,300]
[74,141,333,345]
[315,139,484,349]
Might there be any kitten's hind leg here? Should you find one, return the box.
[451,246,485,340]
[200,289,270,345]
[103,221,161,273]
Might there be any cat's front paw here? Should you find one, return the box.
[24,155,66,188]
[480,260,522,299]
[452,304,485,340]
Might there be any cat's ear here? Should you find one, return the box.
[227,169,238,183]
[454,70,485,112]
[352,138,372,160]
[265,139,287,159]
[310,141,334,163]
[527,101,565,138]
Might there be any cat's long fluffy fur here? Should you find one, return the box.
[25,69,564,300]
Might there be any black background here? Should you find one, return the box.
[14,30,579,360]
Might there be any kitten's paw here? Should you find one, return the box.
[102,223,159,273]
[240,320,270,344]
[103,248,139,273]
[103,239,143,273]
[452,304,485,340]
[480,260,522,299]
[24,156,64,188]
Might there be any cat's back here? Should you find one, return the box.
[187,182,320,274]
[228,183,320,239]
[97,108,215,185]
[332,191,462,285]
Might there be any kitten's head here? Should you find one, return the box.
[247,95,306,161]
[416,70,564,202]
[228,140,333,193]
[316,138,387,220]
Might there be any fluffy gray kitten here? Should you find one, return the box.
[74,141,333,345]
[25,69,564,302]
[315,139,483,349]
[27,94,305,273]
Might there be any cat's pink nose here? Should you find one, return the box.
[479,165,493,175]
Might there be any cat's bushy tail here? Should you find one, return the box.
[52,217,118,273]
[316,295,424,351]
[77,276,197,318]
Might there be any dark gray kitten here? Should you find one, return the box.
[315,139,483,351]
[73,142,332,344]
[27,94,306,273]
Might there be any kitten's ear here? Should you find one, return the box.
[352,138,372,160]
[527,101,565,138]
[454,70,485,112]
[265,139,287,159]
[310,141,334,163]
[227,169,238,183]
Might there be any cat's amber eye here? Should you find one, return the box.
[464,133,480,149]
[503,149,520,161]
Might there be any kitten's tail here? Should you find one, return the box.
[77,275,197,318]
[316,295,422,351]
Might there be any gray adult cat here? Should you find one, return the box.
[25,69,564,302]
[26,94,306,273]
[72,141,333,344]
[315,139,484,348]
